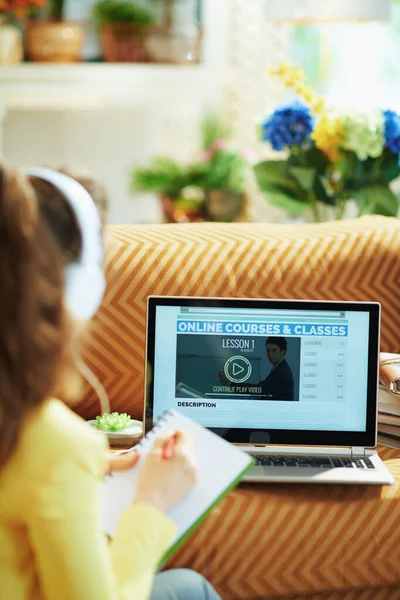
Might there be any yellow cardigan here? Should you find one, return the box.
[0,398,177,600]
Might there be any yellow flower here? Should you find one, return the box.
[269,63,326,115]
[298,85,314,104]
[311,97,327,115]
[272,63,306,82]
[312,113,344,162]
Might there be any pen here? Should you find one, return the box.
[162,431,180,460]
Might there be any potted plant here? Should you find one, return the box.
[255,64,400,222]
[25,0,85,62]
[131,156,206,222]
[93,0,156,63]
[0,1,47,64]
[131,115,251,223]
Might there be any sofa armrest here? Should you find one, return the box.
[76,215,400,420]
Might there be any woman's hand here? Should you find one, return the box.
[134,430,198,513]
[106,450,140,474]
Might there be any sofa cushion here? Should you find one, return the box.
[77,216,400,420]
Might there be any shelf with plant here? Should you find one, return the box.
[93,0,201,64]
[255,63,400,222]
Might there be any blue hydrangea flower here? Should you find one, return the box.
[382,109,400,155]
[261,101,314,151]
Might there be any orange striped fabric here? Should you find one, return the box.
[285,587,400,600]
[166,446,400,599]
[78,215,400,421]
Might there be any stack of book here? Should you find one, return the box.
[378,387,400,448]
[378,353,400,448]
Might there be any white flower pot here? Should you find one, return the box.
[0,21,23,65]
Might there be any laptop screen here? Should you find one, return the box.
[145,297,380,447]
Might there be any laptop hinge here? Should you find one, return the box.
[351,446,366,457]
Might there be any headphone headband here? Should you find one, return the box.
[25,166,105,321]
[25,167,104,265]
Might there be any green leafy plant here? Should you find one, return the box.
[200,113,232,151]
[50,0,64,20]
[131,148,247,198]
[200,114,248,194]
[194,113,248,195]
[94,412,132,432]
[201,143,248,195]
[131,156,205,198]
[132,114,247,192]
[93,0,155,27]
[254,146,334,220]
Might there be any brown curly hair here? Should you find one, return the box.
[0,163,108,468]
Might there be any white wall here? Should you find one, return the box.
[3,0,231,224]
[5,108,161,223]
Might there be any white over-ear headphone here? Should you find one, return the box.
[25,167,106,321]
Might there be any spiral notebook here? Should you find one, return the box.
[102,409,255,564]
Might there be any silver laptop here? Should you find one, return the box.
[144,296,394,486]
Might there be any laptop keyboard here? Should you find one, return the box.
[250,454,376,470]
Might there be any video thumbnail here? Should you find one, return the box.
[175,334,300,401]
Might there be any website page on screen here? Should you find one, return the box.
[152,305,370,431]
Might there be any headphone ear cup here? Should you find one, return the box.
[65,263,105,321]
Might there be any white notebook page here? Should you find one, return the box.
[102,409,253,555]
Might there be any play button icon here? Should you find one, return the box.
[233,362,244,377]
[224,356,252,383]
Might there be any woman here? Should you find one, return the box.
[0,163,221,600]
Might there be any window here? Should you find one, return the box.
[291,1,400,110]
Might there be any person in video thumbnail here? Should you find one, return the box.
[220,336,295,401]
[264,337,294,400]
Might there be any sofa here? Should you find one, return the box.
[77,215,400,600]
